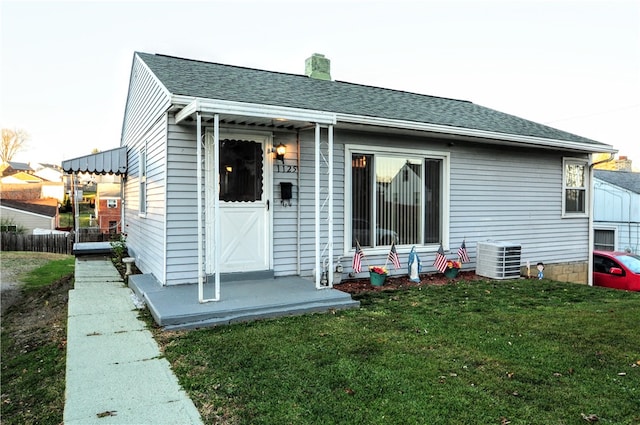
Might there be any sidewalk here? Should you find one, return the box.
[63,256,202,425]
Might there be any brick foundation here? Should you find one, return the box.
[520,261,588,284]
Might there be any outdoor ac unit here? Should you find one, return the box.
[476,241,522,280]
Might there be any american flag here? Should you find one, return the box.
[387,242,401,270]
[433,243,448,273]
[352,241,364,274]
[457,240,470,263]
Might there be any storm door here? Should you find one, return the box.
[205,132,271,273]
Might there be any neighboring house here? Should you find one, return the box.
[0,181,64,202]
[0,171,42,184]
[62,52,615,294]
[593,170,640,254]
[95,182,122,234]
[0,161,33,177]
[0,199,58,233]
[32,163,64,183]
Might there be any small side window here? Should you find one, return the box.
[563,158,588,216]
[139,146,147,216]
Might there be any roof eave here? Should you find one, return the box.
[172,95,615,154]
[336,113,617,154]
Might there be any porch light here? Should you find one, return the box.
[274,143,286,163]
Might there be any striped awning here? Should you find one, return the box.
[62,146,127,175]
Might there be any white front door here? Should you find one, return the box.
[205,131,271,273]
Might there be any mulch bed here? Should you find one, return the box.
[333,271,483,295]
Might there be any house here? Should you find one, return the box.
[0,161,33,177]
[32,163,64,183]
[62,52,616,305]
[94,182,122,234]
[593,170,640,253]
[0,198,59,233]
[0,171,42,184]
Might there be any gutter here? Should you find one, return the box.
[335,113,616,154]
[588,153,616,286]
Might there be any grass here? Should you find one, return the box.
[1,253,74,425]
[21,257,75,289]
[153,279,640,425]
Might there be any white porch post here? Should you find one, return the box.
[327,124,334,286]
[314,124,334,289]
[197,112,205,302]
[199,113,220,302]
[314,124,321,288]
[213,114,221,301]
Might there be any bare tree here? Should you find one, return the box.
[1,128,30,163]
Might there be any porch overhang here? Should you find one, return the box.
[173,96,337,127]
[62,146,128,175]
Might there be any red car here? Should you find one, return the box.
[593,250,640,291]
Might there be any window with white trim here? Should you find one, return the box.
[139,147,147,216]
[563,158,587,215]
[107,199,118,208]
[348,146,447,248]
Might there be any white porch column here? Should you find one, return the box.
[314,124,321,288]
[199,113,221,302]
[314,124,334,289]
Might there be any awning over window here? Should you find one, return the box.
[62,146,127,175]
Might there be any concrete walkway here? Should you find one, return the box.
[63,256,202,425]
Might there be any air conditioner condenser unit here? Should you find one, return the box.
[476,241,522,280]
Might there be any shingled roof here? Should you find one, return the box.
[595,170,640,194]
[0,199,57,217]
[136,52,609,149]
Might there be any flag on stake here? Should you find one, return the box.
[457,240,470,263]
[387,242,401,270]
[433,243,448,273]
[352,241,364,274]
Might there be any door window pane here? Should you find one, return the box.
[219,139,263,202]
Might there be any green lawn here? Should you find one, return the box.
[21,257,75,290]
[154,279,640,425]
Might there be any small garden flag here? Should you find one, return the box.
[433,243,448,273]
[352,241,364,274]
[457,240,470,263]
[387,242,401,270]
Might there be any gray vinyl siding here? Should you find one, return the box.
[272,131,301,277]
[164,119,200,285]
[296,129,591,277]
[450,145,590,269]
[121,54,171,284]
[298,127,346,276]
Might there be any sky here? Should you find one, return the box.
[1,0,639,169]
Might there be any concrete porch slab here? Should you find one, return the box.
[129,274,360,330]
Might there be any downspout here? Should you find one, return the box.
[588,152,615,286]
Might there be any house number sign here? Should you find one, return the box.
[275,164,298,173]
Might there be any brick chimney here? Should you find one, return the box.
[305,53,331,80]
